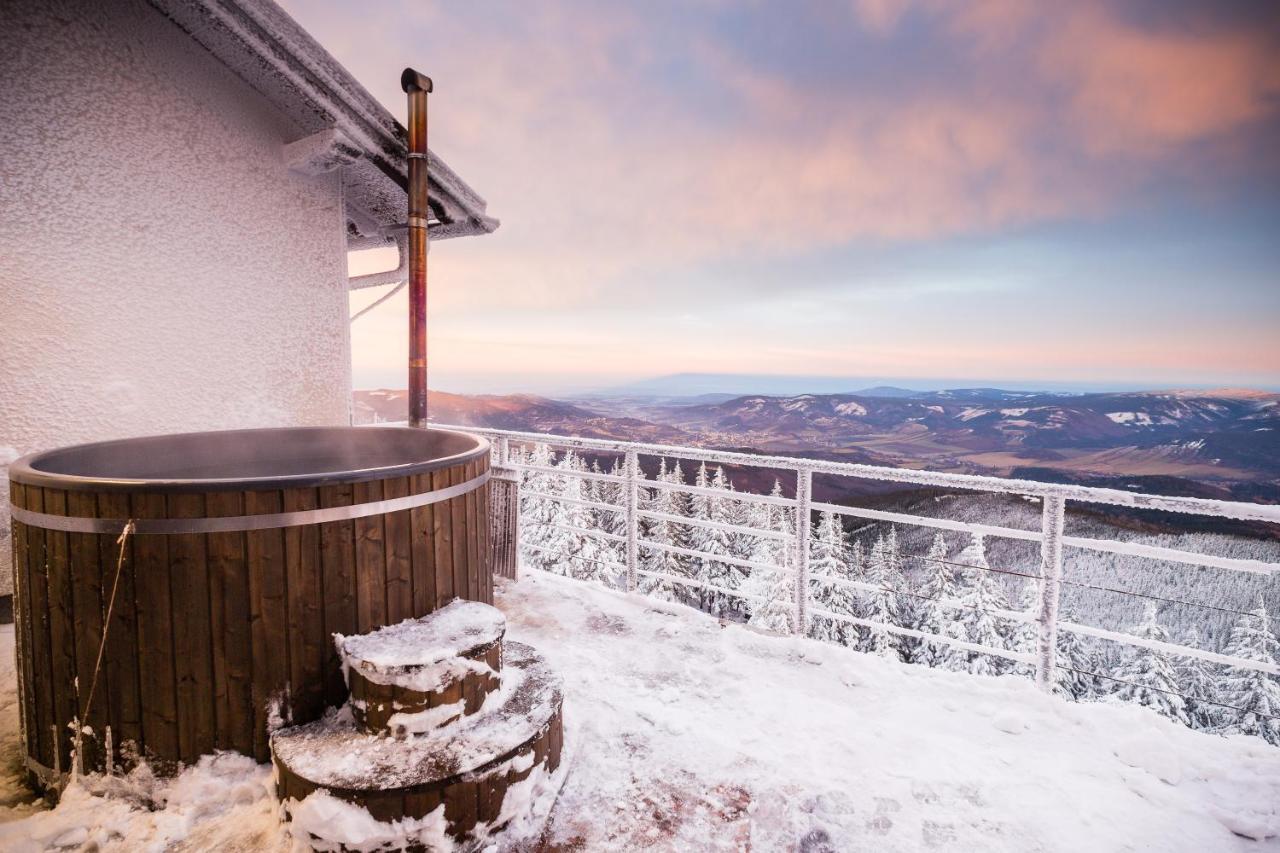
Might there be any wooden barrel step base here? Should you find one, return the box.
[338,600,506,736]
[274,641,565,851]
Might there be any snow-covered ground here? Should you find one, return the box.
[1,571,1279,851]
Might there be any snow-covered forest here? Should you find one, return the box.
[515,444,1280,746]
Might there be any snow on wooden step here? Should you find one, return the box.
[348,639,503,737]
[272,641,565,849]
[336,599,506,693]
[273,641,560,792]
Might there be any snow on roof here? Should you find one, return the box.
[146,0,498,254]
[0,574,1277,848]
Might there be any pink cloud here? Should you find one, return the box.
[303,0,1280,316]
[1042,6,1280,156]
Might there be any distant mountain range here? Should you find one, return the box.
[352,389,687,444]
[353,386,1280,487]
[599,387,1280,484]
[585,372,1195,398]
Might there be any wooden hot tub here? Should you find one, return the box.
[8,426,492,782]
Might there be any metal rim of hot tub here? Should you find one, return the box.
[8,426,494,785]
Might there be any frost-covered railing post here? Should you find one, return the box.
[1035,496,1066,691]
[624,449,639,592]
[793,467,812,636]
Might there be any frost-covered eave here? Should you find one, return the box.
[146,0,499,256]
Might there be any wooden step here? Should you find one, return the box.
[337,600,506,736]
[273,641,565,851]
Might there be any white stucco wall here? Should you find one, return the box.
[0,0,355,593]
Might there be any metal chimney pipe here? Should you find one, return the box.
[402,68,432,428]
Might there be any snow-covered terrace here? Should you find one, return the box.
[2,425,1278,849]
[1,571,1277,850]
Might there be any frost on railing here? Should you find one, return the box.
[457,426,1280,748]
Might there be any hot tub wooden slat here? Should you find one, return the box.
[432,466,455,607]
[404,786,443,821]
[450,462,468,603]
[246,489,289,762]
[466,462,481,603]
[474,459,488,602]
[206,490,252,755]
[169,493,215,763]
[67,489,105,773]
[409,471,435,615]
[383,477,413,625]
[444,776,480,838]
[318,483,358,709]
[481,476,494,604]
[44,489,78,775]
[98,490,141,767]
[353,479,387,634]
[284,487,325,727]
[133,492,180,766]
[25,487,55,772]
[10,484,38,764]
[482,474,494,603]
[467,460,481,600]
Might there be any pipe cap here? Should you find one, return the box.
[401,68,434,94]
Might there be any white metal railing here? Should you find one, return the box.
[441,423,1280,738]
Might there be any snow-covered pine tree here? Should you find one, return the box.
[949,533,1009,677]
[583,457,602,505]
[808,511,846,609]
[807,511,859,647]
[683,462,712,610]
[1176,627,1218,731]
[698,467,740,617]
[545,451,612,583]
[1092,644,1123,700]
[1010,575,1041,679]
[767,478,792,534]
[724,484,756,561]
[742,532,794,634]
[638,459,697,606]
[883,527,907,589]
[720,481,756,620]
[882,526,918,658]
[537,449,577,577]
[1217,597,1280,745]
[518,443,558,571]
[1112,604,1190,725]
[545,448,581,568]
[914,533,958,667]
[1053,607,1097,701]
[685,461,712,558]
[665,460,696,575]
[596,458,628,544]
[583,458,624,567]
[859,534,902,660]
[848,538,865,583]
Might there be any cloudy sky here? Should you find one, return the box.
[279,0,1280,394]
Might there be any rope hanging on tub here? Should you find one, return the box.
[71,519,134,783]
